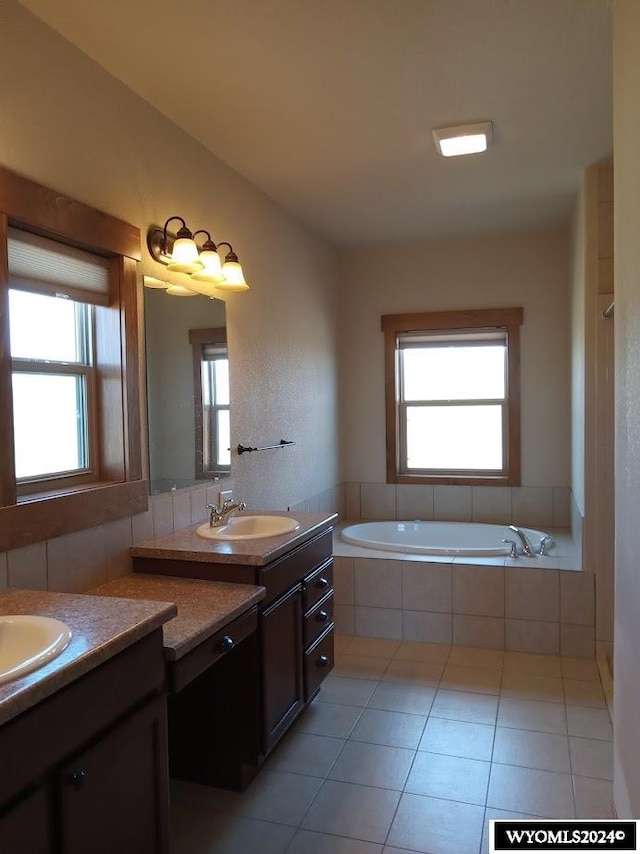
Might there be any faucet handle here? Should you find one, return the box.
[539,535,553,556]
[502,538,519,559]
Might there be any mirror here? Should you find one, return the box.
[144,287,229,494]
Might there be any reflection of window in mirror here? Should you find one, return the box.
[189,328,230,479]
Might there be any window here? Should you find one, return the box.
[382,307,523,485]
[189,328,230,479]
[0,165,145,553]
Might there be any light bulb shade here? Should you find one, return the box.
[185,279,223,298]
[166,237,203,273]
[165,283,198,296]
[216,260,249,292]
[190,248,224,283]
[143,276,170,289]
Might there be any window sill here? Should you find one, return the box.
[0,480,149,553]
[391,474,520,487]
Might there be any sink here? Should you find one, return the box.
[0,615,72,686]
[196,515,300,541]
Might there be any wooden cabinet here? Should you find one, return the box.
[0,631,169,854]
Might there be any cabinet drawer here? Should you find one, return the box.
[303,626,334,701]
[302,559,333,613]
[169,607,258,694]
[303,591,334,648]
[261,529,333,602]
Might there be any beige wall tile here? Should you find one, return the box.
[453,615,505,649]
[354,558,401,608]
[453,565,505,617]
[152,493,174,537]
[354,606,403,640]
[172,490,192,531]
[560,624,595,659]
[345,483,361,520]
[189,486,209,523]
[333,604,355,635]
[360,483,397,520]
[403,610,452,644]
[47,526,107,593]
[471,487,512,523]
[131,508,153,545]
[505,619,560,655]
[104,517,133,581]
[402,562,451,613]
[434,486,472,522]
[506,568,559,621]
[7,541,47,590]
[397,485,434,521]
[552,487,571,528]
[512,487,553,528]
[560,572,595,626]
[333,557,354,605]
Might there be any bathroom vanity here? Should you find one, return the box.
[131,511,337,774]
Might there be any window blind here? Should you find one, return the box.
[7,227,110,305]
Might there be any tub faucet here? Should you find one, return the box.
[508,525,534,557]
[206,499,246,527]
[502,538,519,559]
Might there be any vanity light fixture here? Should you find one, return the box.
[432,121,493,157]
[147,217,250,296]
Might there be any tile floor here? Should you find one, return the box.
[171,635,614,854]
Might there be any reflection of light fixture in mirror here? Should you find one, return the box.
[147,220,250,294]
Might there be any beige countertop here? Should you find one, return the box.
[0,588,176,728]
[130,511,337,566]
[90,574,265,660]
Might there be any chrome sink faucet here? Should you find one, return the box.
[508,524,534,557]
[205,499,246,527]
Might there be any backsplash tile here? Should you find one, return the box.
[434,486,472,522]
[152,493,174,537]
[472,487,512,524]
[552,487,571,528]
[360,483,397,520]
[189,486,209,524]
[104,517,134,581]
[396,485,434,521]
[47,526,107,593]
[512,487,553,528]
[172,490,192,531]
[131,508,154,545]
[7,541,47,590]
[345,483,361,520]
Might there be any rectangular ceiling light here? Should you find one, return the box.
[432,121,493,157]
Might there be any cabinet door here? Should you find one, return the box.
[0,785,53,854]
[58,695,169,854]
[261,584,304,753]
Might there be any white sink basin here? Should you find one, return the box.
[0,615,72,686]
[196,515,300,541]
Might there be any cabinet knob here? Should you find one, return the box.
[317,654,330,667]
[316,577,329,589]
[71,770,89,790]
[316,610,329,622]
[218,635,235,652]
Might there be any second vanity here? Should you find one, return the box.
[128,510,336,789]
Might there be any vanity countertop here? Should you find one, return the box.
[90,574,265,660]
[0,588,176,727]
[130,510,338,566]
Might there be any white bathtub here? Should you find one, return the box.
[340,520,550,557]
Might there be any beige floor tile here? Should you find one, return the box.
[566,706,613,741]
[317,676,378,708]
[381,659,443,685]
[431,689,499,725]
[569,737,613,780]
[237,769,323,825]
[295,699,363,738]
[366,681,436,715]
[440,663,502,695]
[487,764,575,818]
[492,727,570,773]
[349,707,427,749]
[418,717,495,761]
[563,679,606,708]
[301,780,401,843]
[573,775,615,818]
[501,672,564,703]
[405,751,490,805]
[288,829,383,853]
[504,651,562,679]
[345,636,401,659]
[333,655,390,680]
[481,809,539,854]
[393,640,451,664]
[561,656,600,682]
[268,732,345,778]
[497,697,567,735]
[328,740,414,790]
[386,792,484,854]
[447,646,505,670]
[186,815,296,854]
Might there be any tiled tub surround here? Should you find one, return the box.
[333,526,595,658]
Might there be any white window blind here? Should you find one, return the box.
[7,227,110,305]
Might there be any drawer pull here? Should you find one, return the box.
[315,577,329,589]
[316,610,329,622]
[71,770,89,790]
[317,654,330,667]
[217,635,235,653]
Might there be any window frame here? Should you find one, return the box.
[188,327,230,480]
[382,307,523,487]
[0,165,146,552]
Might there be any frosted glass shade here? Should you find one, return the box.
[216,260,249,292]
[166,237,203,273]
[190,248,224,283]
[165,283,198,296]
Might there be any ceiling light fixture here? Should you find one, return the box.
[147,217,250,296]
[432,121,493,157]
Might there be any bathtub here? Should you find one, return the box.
[340,520,550,557]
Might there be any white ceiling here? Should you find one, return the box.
[20,0,613,246]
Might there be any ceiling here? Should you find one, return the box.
[19,0,613,246]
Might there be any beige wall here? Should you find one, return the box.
[570,187,587,517]
[613,0,640,819]
[0,1,339,591]
[339,230,570,489]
